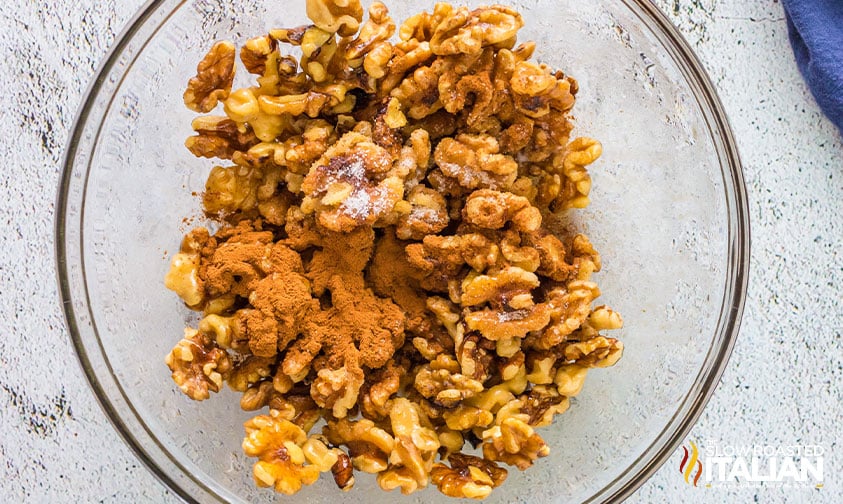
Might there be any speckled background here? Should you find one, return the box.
[0,0,840,502]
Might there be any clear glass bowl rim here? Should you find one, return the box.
[55,0,750,502]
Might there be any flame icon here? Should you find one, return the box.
[679,440,703,487]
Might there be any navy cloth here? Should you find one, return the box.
[782,0,843,134]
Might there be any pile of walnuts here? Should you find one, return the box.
[165,0,623,499]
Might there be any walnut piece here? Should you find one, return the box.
[377,398,440,494]
[300,131,405,232]
[442,405,494,431]
[414,364,484,407]
[564,336,624,368]
[240,381,275,411]
[311,364,364,418]
[501,386,569,428]
[306,0,364,37]
[331,451,355,491]
[529,281,601,350]
[165,328,232,400]
[199,312,248,352]
[434,134,518,191]
[184,41,236,113]
[228,356,274,392]
[429,6,524,56]
[360,358,406,420]
[242,411,335,494]
[396,185,449,240]
[553,137,602,209]
[431,453,507,499]
[481,416,549,470]
[164,230,206,308]
[185,115,258,160]
[463,189,541,233]
[324,418,395,473]
[267,391,323,431]
[241,35,276,74]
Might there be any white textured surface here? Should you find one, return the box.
[0,0,840,503]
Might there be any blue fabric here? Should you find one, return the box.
[782,0,843,134]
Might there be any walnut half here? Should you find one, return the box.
[242,411,338,495]
[184,41,236,113]
[165,328,232,400]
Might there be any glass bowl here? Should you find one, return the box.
[56,0,749,502]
